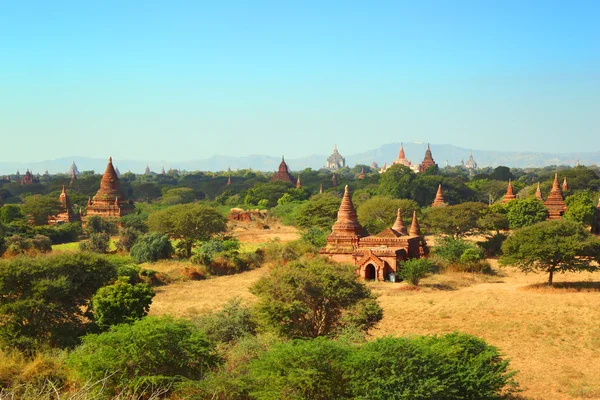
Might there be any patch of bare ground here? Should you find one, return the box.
[150,257,600,399]
[229,219,300,244]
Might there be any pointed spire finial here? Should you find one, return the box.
[392,208,408,235]
[409,210,422,236]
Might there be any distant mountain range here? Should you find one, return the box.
[0,143,597,175]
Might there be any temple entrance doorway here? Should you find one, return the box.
[365,264,376,280]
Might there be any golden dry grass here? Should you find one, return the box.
[230,219,300,244]
[150,259,600,400]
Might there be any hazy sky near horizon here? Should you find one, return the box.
[1,1,599,162]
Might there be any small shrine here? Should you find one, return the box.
[50,186,81,225]
[501,180,516,204]
[418,144,437,173]
[544,173,566,219]
[271,156,295,184]
[432,184,446,207]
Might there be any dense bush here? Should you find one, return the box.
[0,253,116,351]
[3,234,52,257]
[299,227,328,248]
[477,232,508,257]
[435,236,491,273]
[84,215,118,235]
[68,316,220,396]
[346,333,518,399]
[196,297,257,344]
[115,228,140,252]
[32,222,82,244]
[91,278,155,329]
[251,258,382,338]
[399,258,433,286]
[247,337,351,400]
[79,232,110,253]
[129,232,173,263]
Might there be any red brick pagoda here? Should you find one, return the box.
[271,156,295,184]
[418,144,437,173]
[50,186,81,225]
[501,180,516,204]
[393,143,412,168]
[432,184,446,207]
[320,186,428,281]
[544,173,566,219]
[84,157,134,223]
[535,182,543,201]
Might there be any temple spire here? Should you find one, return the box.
[562,177,568,191]
[358,167,366,179]
[319,184,323,194]
[409,210,422,236]
[535,182,543,201]
[544,173,566,219]
[432,184,445,207]
[502,179,516,204]
[227,175,231,185]
[296,175,301,189]
[392,209,408,235]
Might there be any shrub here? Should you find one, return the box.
[30,234,52,253]
[3,235,52,257]
[0,253,116,351]
[84,215,118,235]
[79,232,110,253]
[346,333,519,399]
[32,222,82,244]
[434,236,474,264]
[247,337,351,400]
[91,278,155,329]
[196,297,257,344]
[67,316,220,396]
[300,227,328,248]
[115,228,140,252]
[192,238,241,266]
[477,232,508,257]
[251,258,382,338]
[399,258,433,286]
[116,264,141,284]
[130,232,173,263]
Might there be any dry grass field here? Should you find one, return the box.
[150,258,600,400]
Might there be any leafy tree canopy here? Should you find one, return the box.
[500,219,600,285]
[356,196,418,235]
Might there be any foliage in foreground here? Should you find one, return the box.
[399,258,433,286]
[248,333,518,400]
[68,316,219,397]
[91,278,155,329]
[500,219,600,285]
[0,253,116,351]
[251,258,383,338]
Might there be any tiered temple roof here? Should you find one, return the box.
[51,186,81,224]
[535,182,543,201]
[321,185,365,254]
[325,145,346,170]
[393,143,412,167]
[501,180,516,204]
[85,157,134,221]
[271,156,295,184]
[432,184,446,207]
[465,151,477,171]
[391,209,408,235]
[418,144,437,173]
[544,173,566,219]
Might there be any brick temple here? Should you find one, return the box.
[320,185,428,281]
[49,186,81,225]
[418,144,437,173]
[84,157,134,223]
[271,156,295,184]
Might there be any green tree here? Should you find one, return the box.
[399,258,433,286]
[564,191,596,227]
[356,196,418,234]
[21,195,60,226]
[490,166,513,181]
[295,193,341,230]
[84,215,118,235]
[500,219,600,285]
[0,253,116,351]
[91,278,155,329]
[423,202,488,238]
[196,297,257,344]
[147,203,227,258]
[79,232,110,253]
[251,258,382,338]
[504,198,548,229]
[247,337,351,400]
[130,232,174,263]
[0,204,23,224]
[67,316,219,396]
[133,182,162,202]
[162,187,196,205]
[377,165,415,199]
[346,333,518,399]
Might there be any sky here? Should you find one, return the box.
[1,1,599,163]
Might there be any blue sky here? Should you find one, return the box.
[1,1,598,162]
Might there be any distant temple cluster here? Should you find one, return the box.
[320,185,428,281]
[501,173,567,219]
